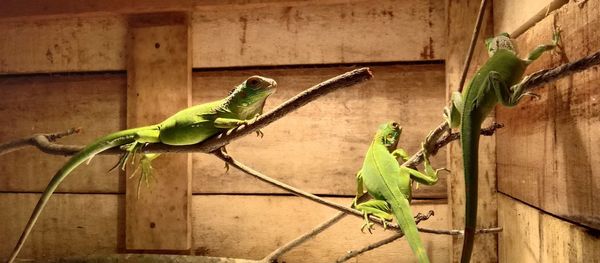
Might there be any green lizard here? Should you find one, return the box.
[444,30,560,262]
[8,75,277,263]
[354,121,446,263]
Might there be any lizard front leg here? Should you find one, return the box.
[391,148,410,162]
[214,114,263,137]
[403,143,449,188]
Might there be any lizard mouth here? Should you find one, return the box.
[264,80,277,94]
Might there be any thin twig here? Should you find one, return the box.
[0,128,81,156]
[337,224,502,263]
[457,0,489,93]
[214,139,505,236]
[261,210,348,263]
[335,211,435,263]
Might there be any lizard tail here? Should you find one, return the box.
[460,118,481,263]
[389,197,430,263]
[7,125,157,263]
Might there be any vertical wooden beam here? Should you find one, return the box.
[126,13,191,251]
[445,0,497,261]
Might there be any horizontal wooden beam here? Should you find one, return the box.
[0,0,445,74]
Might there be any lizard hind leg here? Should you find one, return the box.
[107,141,143,173]
[355,200,393,233]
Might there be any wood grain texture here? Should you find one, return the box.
[1,194,449,262]
[0,0,444,74]
[0,16,127,74]
[493,0,567,37]
[0,193,122,261]
[0,74,126,193]
[191,64,448,198]
[192,196,450,262]
[445,0,498,261]
[498,194,600,263]
[0,0,195,20]
[125,13,192,250]
[496,0,600,230]
[191,0,445,67]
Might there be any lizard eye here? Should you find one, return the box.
[247,77,260,86]
[391,122,399,128]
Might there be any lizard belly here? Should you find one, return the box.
[158,119,221,146]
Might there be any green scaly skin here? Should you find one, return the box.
[8,76,277,263]
[353,122,446,263]
[444,30,560,262]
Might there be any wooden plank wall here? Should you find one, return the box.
[0,0,444,74]
[0,1,451,262]
[494,0,600,262]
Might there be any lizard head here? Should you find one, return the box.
[377,121,402,151]
[227,75,277,118]
[239,75,277,99]
[485,32,517,56]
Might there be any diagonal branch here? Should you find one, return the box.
[0,68,373,157]
[0,128,81,156]
[335,211,435,263]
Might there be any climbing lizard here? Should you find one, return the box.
[354,121,446,263]
[444,30,560,262]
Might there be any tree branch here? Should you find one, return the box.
[336,211,435,263]
[521,48,600,91]
[0,127,81,156]
[457,0,489,93]
[0,68,373,157]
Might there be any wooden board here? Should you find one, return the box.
[0,193,122,261]
[125,13,192,250]
[0,0,444,74]
[0,74,126,193]
[496,0,600,230]
[0,0,194,20]
[498,194,600,262]
[0,16,127,74]
[191,0,445,67]
[493,0,567,37]
[192,196,449,262]
[1,193,450,262]
[191,64,448,199]
[445,0,498,261]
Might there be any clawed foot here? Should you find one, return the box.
[134,155,157,198]
[220,147,231,173]
[523,92,541,100]
[360,213,376,234]
[108,142,144,173]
